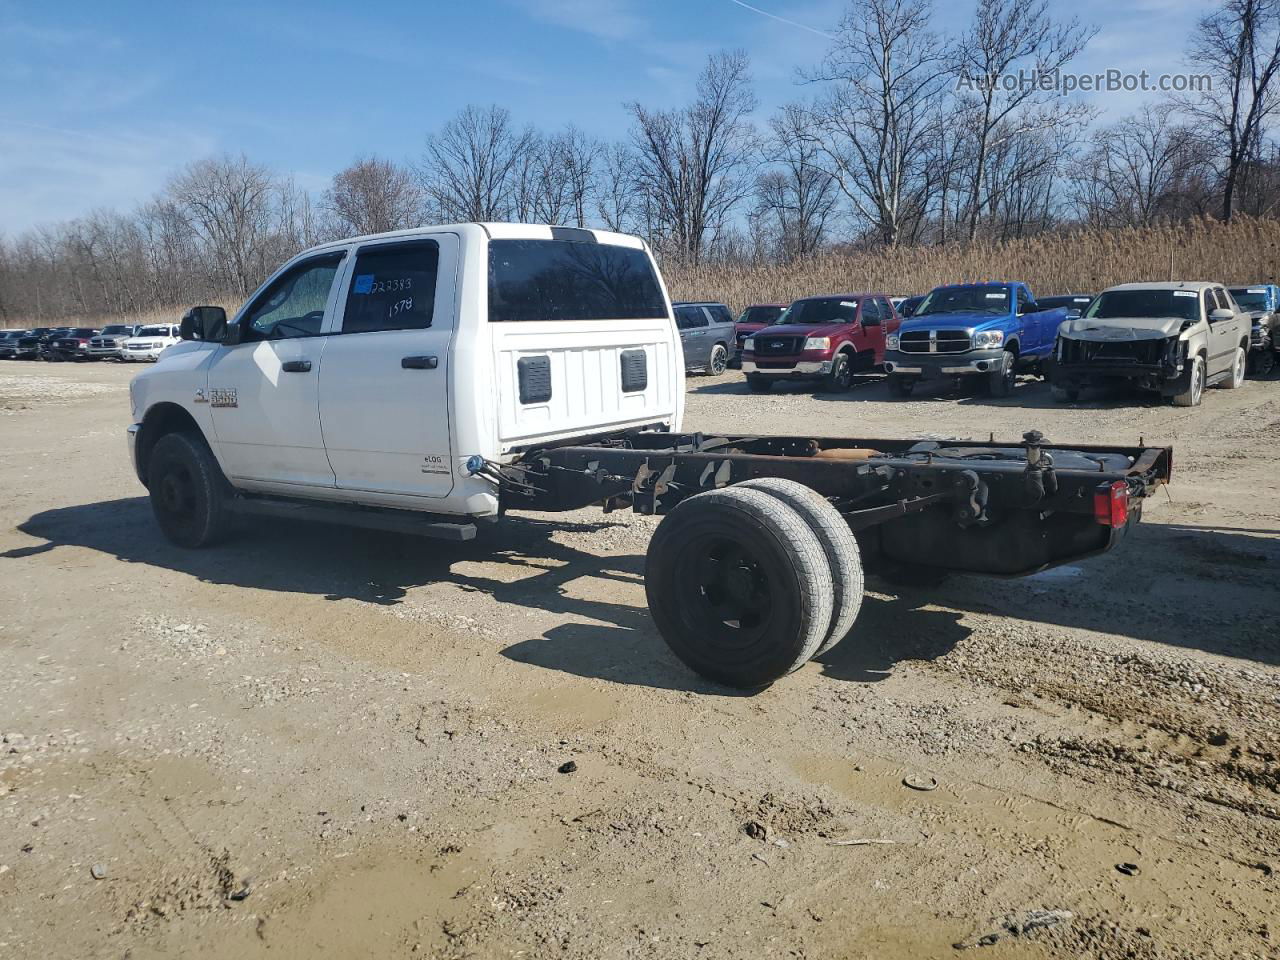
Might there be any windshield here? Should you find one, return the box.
[1085,289,1202,322]
[739,305,784,326]
[138,325,172,337]
[915,286,1010,317]
[1229,288,1268,311]
[773,297,858,326]
[100,325,131,335]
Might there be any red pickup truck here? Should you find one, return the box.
[741,293,901,392]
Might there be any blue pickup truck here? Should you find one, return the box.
[882,282,1068,398]
[1228,283,1280,375]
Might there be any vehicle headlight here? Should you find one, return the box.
[743,338,755,351]
[803,337,830,351]
[973,330,1005,349]
[886,334,900,350]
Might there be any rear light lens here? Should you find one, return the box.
[1093,480,1129,528]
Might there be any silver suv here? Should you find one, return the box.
[672,301,735,375]
[1051,282,1250,407]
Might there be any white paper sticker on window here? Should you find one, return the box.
[1172,290,1196,297]
[985,292,1005,299]
[1248,287,1266,293]
[840,301,857,308]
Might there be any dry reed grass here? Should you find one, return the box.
[665,216,1280,312]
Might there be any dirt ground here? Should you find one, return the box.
[1,359,1277,960]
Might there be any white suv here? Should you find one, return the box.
[122,323,181,362]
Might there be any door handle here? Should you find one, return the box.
[281,360,311,373]
[401,355,438,369]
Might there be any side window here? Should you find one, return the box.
[860,298,882,325]
[1016,287,1031,313]
[676,306,707,329]
[1216,287,1234,311]
[242,255,344,341]
[1203,290,1216,318]
[876,296,894,318]
[711,305,733,325]
[342,240,439,334]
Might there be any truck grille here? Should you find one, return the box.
[55,339,80,350]
[753,335,804,356]
[1060,337,1168,366]
[899,330,971,354]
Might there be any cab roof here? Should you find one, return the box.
[301,222,647,258]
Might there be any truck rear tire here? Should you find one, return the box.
[739,478,864,658]
[747,375,773,393]
[987,350,1016,397]
[887,375,914,398]
[147,432,232,548]
[645,487,834,688]
[1172,355,1205,407]
[1223,346,1246,389]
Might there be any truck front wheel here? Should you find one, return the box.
[823,353,852,392]
[147,432,232,548]
[645,487,834,688]
[887,375,914,398]
[987,349,1017,397]
[707,343,728,375]
[1172,355,1205,407]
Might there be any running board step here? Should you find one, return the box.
[228,495,477,541]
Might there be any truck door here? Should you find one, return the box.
[1014,286,1040,354]
[317,235,458,498]
[857,298,884,360]
[206,252,346,487]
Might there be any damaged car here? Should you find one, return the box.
[1051,282,1250,407]
[1228,284,1280,376]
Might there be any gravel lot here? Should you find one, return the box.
[1,360,1277,959]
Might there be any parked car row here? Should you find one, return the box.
[0,323,182,362]
[681,278,1273,409]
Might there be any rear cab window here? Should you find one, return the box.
[341,241,439,333]
[488,238,667,323]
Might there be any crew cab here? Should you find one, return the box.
[88,324,142,360]
[10,327,55,359]
[731,303,787,365]
[48,327,102,361]
[883,282,1065,398]
[1228,284,1280,376]
[672,301,736,375]
[740,294,900,392]
[1051,282,1250,406]
[127,223,1172,690]
[122,323,181,362]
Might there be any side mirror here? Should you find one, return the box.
[180,305,228,342]
[1209,307,1234,322]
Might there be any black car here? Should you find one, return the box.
[1037,294,1094,319]
[12,327,57,360]
[48,327,101,361]
[897,295,925,318]
[0,330,31,359]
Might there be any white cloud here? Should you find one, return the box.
[0,121,215,233]
[512,0,646,41]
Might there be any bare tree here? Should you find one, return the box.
[755,104,840,259]
[800,0,949,245]
[1181,0,1280,221]
[419,104,536,221]
[1068,106,1211,227]
[323,156,423,236]
[627,50,758,264]
[166,154,277,297]
[595,142,638,233]
[952,0,1095,240]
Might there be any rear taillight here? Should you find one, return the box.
[1093,480,1129,528]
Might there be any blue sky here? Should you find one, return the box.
[1,0,1211,235]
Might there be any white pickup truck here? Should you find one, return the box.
[128,222,1172,688]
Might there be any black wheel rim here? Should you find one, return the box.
[673,534,775,647]
[157,463,197,525]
